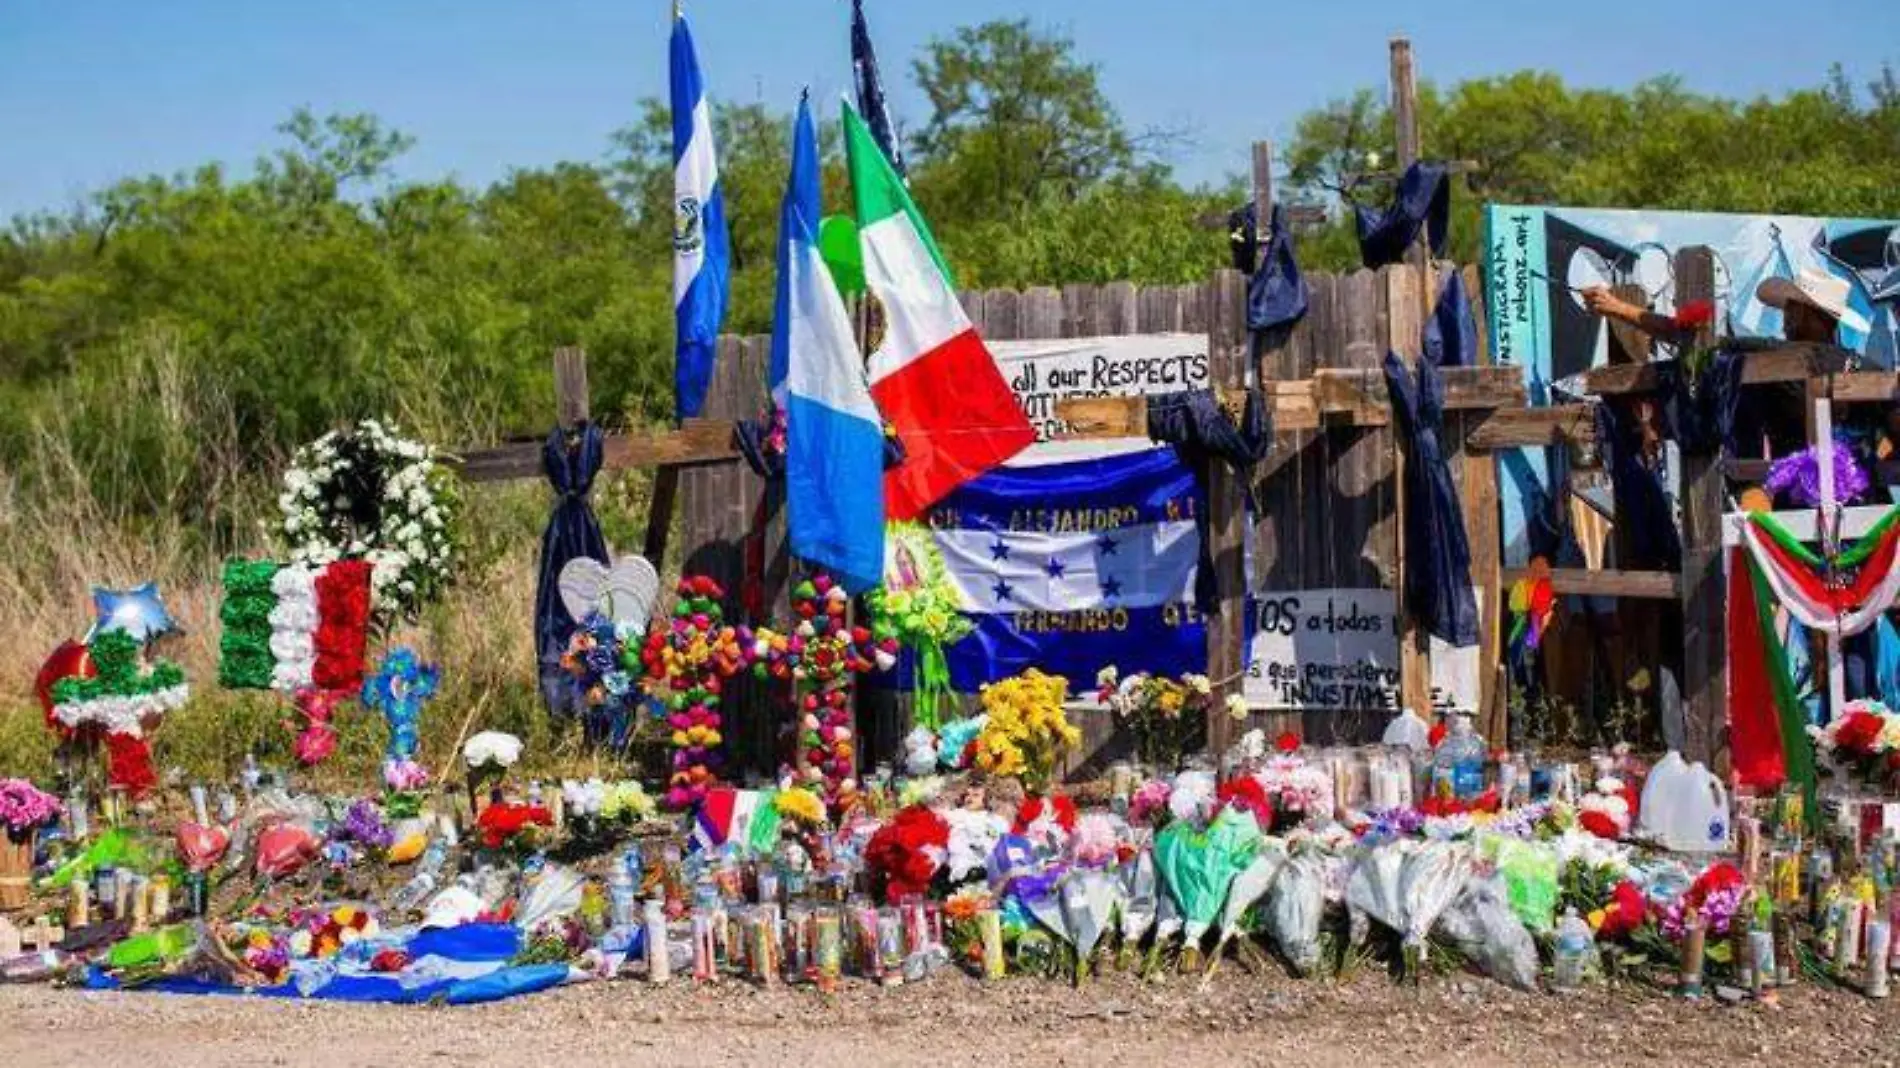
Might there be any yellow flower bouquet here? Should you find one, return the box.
[975,669,1081,794]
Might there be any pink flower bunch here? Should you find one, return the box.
[0,779,62,832]
[1127,779,1172,828]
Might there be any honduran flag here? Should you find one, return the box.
[777,96,885,593]
[220,559,373,695]
[671,6,730,419]
[843,101,1034,520]
[923,448,1207,688]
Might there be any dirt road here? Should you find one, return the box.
[7,968,1899,1067]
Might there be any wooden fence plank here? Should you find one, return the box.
[984,288,1021,341]
[1023,287,1063,339]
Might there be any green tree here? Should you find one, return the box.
[1284,68,1900,271]
[908,19,1164,226]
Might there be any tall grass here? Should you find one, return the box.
[0,326,661,788]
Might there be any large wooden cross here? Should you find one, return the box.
[445,348,744,564]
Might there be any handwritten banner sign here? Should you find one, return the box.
[990,334,1208,464]
[1243,588,1478,715]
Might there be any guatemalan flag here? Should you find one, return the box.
[777,96,885,593]
[843,100,1035,520]
[670,6,730,420]
[924,448,1207,688]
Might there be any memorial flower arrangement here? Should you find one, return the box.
[867,524,972,728]
[974,669,1080,794]
[1577,775,1641,840]
[287,687,343,767]
[599,780,658,824]
[865,804,949,904]
[236,927,291,985]
[557,611,645,747]
[1659,861,1746,941]
[279,419,458,624]
[642,576,748,809]
[476,800,554,851]
[0,779,61,835]
[1809,699,1900,785]
[1245,754,1332,825]
[1095,667,1212,772]
[1765,435,1870,509]
[287,904,382,959]
[751,574,896,811]
[774,786,828,829]
[363,648,438,813]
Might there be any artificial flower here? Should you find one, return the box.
[774,786,827,827]
[865,804,950,903]
[1217,775,1274,826]
[475,801,553,850]
[1588,880,1647,942]
[464,730,524,769]
[1013,794,1078,836]
[0,779,62,832]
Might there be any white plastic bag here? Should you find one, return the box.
[1264,848,1326,974]
[1436,874,1540,991]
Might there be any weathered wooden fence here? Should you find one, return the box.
[674,267,1510,776]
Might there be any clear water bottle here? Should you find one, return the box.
[608,866,639,929]
[1551,906,1594,992]
[393,840,449,913]
[1432,714,1487,802]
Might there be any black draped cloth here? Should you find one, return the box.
[1146,388,1273,611]
[1355,162,1450,270]
[1229,202,1310,331]
[533,424,610,700]
[1592,403,1682,572]
[1382,345,1479,646]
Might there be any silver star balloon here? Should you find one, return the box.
[90,582,180,642]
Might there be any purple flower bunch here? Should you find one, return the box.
[0,779,62,833]
[336,798,393,851]
[1765,436,1869,508]
[1659,881,1743,941]
[1359,807,1427,843]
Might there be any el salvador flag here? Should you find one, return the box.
[780,95,885,593]
[671,8,730,420]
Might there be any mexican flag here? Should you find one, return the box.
[843,101,1034,520]
[220,559,374,694]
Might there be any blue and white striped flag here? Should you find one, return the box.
[670,6,730,419]
[779,94,885,592]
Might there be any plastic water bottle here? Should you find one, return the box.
[393,841,449,913]
[608,866,639,929]
[1552,907,1593,992]
[1432,714,1486,802]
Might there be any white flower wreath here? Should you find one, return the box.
[278,419,458,624]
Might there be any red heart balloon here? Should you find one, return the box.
[255,824,318,879]
[176,822,231,873]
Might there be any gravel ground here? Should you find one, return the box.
[5,967,1900,1067]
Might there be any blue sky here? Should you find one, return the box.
[2,0,1896,217]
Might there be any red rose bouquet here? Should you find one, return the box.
[866,804,949,904]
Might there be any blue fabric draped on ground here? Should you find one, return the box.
[83,924,572,1005]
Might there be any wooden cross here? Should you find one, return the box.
[445,348,744,564]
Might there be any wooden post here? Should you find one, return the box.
[1674,247,1727,770]
[554,347,590,428]
[1389,36,1434,719]
[1455,266,1507,743]
[1206,268,1252,760]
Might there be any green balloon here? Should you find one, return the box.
[818,215,865,298]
